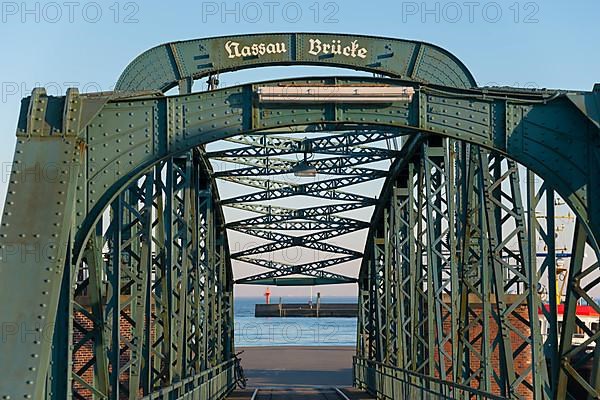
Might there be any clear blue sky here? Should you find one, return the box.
[0,0,598,298]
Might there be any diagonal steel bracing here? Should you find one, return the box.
[1,32,600,400]
[357,138,573,399]
[67,151,234,399]
[220,174,382,204]
[210,129,400,285]
[210,130,407,158]
[212,155,391,177]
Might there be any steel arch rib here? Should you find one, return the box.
[68,76,600,257]
[0,33,599,399]
[115,33,477,92]
[3,76,599,398]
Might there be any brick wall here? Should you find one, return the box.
[435,296,533,400]
[72,299,143,399]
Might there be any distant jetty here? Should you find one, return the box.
[255,301,358,318]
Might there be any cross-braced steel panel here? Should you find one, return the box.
[0,33,599,400]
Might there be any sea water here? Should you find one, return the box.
[234,296,357,347]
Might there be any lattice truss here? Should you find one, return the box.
[69,151,234,399]
[205,129,408,286]
[357,138,600,400]
[3,33,600,400]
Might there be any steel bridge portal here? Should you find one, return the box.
[1,33,600,400]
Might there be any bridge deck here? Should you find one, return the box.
[228,387,375,399]
[227,347,375,399]
[236,346,355,387]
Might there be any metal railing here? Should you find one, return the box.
[141,358,237,400]
[353,357,508,400]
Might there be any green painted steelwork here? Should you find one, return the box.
[0,33,599,399]
[60,76,599,257]
[353,356,507,399]
[116,33,477,92]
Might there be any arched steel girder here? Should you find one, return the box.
[54,75,600,260]
[115,33,477,93]
[1,74,599,398]
[4,30,599,400]
[355,137,600,399]
[211,129,407,157]
[212,129,420,286]
[62,150,236,399]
